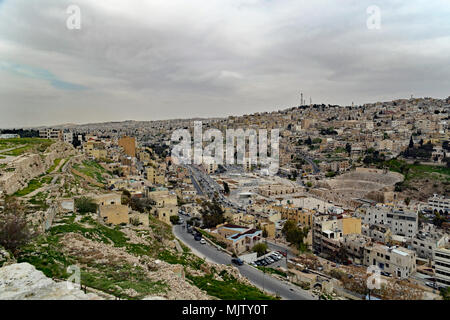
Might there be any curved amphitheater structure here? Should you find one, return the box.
[314,168,404,208]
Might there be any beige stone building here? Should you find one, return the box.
[98,204,130,225]
[364,244,416,279]
[149,189,178,224]
[118,136,136,158]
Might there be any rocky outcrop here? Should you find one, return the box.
[0,246,13,268]
[0,142,76,195]
[0,263,102,300]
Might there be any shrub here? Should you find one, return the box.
[75,197,97,214]
[170,215,180,225]
[0,197,37,255]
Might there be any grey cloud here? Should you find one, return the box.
[0,0,449,127]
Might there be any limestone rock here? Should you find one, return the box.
[0,263,102,300]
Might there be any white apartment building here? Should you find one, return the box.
[63,132,73,144]
[433,247,450,287]
[358,204,418,238]
[411,231,448,260]
[364,244,416,279]
[428,194,450,215]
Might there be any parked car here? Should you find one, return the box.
[265,258,273,264]
[277,251,287,257]
[200,239,206,244]
[426,282,439,289]
[231,258,244,266]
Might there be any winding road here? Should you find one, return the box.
[173,222,316,300]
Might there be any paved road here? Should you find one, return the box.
[173,223,316,300]
[0,144,26,155]
[299,152,320,174]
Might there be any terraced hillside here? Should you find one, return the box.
[15,212,275,300]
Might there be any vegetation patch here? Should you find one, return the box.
[47,158,62,174]
[186,272,277,300]
[256,267,287,278]
[72,160,112,184]
[0,138,54,156]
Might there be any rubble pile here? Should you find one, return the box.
[59,232,213,299]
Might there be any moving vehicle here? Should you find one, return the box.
[194,233,202,241]
[231,258,244,266]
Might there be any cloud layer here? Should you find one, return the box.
[0,0,449,127]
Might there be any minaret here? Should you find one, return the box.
[301,93,303,106]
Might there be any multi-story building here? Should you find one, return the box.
[362,223,392,244]
[433,247,450,288]
[148,189,178,224]
[312,215,361,258]
[411,231,448,260]
[342,233,372,264]
[364,244,416,279]
[118,136,136,158]
[146,166,165,185]
[63,132,73,144]
[39,128,62,140]
[257,184,302,197]
[428,194,450,215]
[278,206,314,228]
[358,204,418,238]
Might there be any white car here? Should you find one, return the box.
[200,239,206,245]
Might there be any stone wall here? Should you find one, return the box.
[0,142,76,195]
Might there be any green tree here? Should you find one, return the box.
[440,287,450,300]
[409,136,414,148]
[345,143,352,155]
[282,220,308,251]
[223,182,230,195]
[252,243,268,257]
[200,197,226,228]
[121,189,131,205]
[306,136,312,145]
[170,215,180,225]
[75,197,97,214]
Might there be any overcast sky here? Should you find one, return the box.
[0,0,449,128]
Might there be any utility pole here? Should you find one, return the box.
[263,265,266,293]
